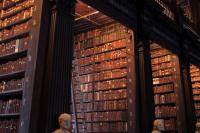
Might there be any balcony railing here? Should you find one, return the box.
[155,0,175,20]
[154,0,199,34]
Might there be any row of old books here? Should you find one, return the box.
[77,49,127,66]
[75,89,127,102]
[83,111,128,122]
[75,38,129,58]
[0,21,31,41]
[74,24,130,50]
[0,78,23,92]
[0,98,21,113]
[76,68,127,84]
[154,84,174,94]
[76,78,126,93]
[0,37,29,56]
[75,58,127,75]
[154,93,176,105]
[0,57,26,74]
[151,54,172,65]
[153,75,174,85]
[76,30,128,50]
[75,99,128,112]
[74,23,127,41]
[152,61,174,71]
[152,67,174,77]
[155,106,176,118]
[0,118,19,133]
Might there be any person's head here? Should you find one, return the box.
[58,113,71,130]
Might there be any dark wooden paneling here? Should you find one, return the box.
[179,42,196,133]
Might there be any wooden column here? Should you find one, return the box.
[174,5,196,132]
[38,0,75,133]
[179,41,196,133]
[19,0,51,133]
[136,38,154,133]
[135,1,154,132]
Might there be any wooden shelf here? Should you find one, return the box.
[0,31,29,44]
[0,70,25,80]
[153,73,173,78]
[155,102,176,106]
[0,88,23,97]
[75,87,127,94]
[153,81,174,86]
[78,76,127,85]
[76,109,127,113]
[151,60,171,65]
[0,50,27,61]
[0,113,20,117]
[155,116,176,119]
[154,89,174,95]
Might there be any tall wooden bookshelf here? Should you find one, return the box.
[71,22,134,133]
[150,43,182,132]
[190,64,200,131]
[0,0,34,132]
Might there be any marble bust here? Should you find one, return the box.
[195,122,200,133]
[52,113,71,133]
[151,119,164,133]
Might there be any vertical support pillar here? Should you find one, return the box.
[38,0,75,133]
[135,1,154,132]
[179,42,196,133]
[135,37,154,133]
[175,5,196,132]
